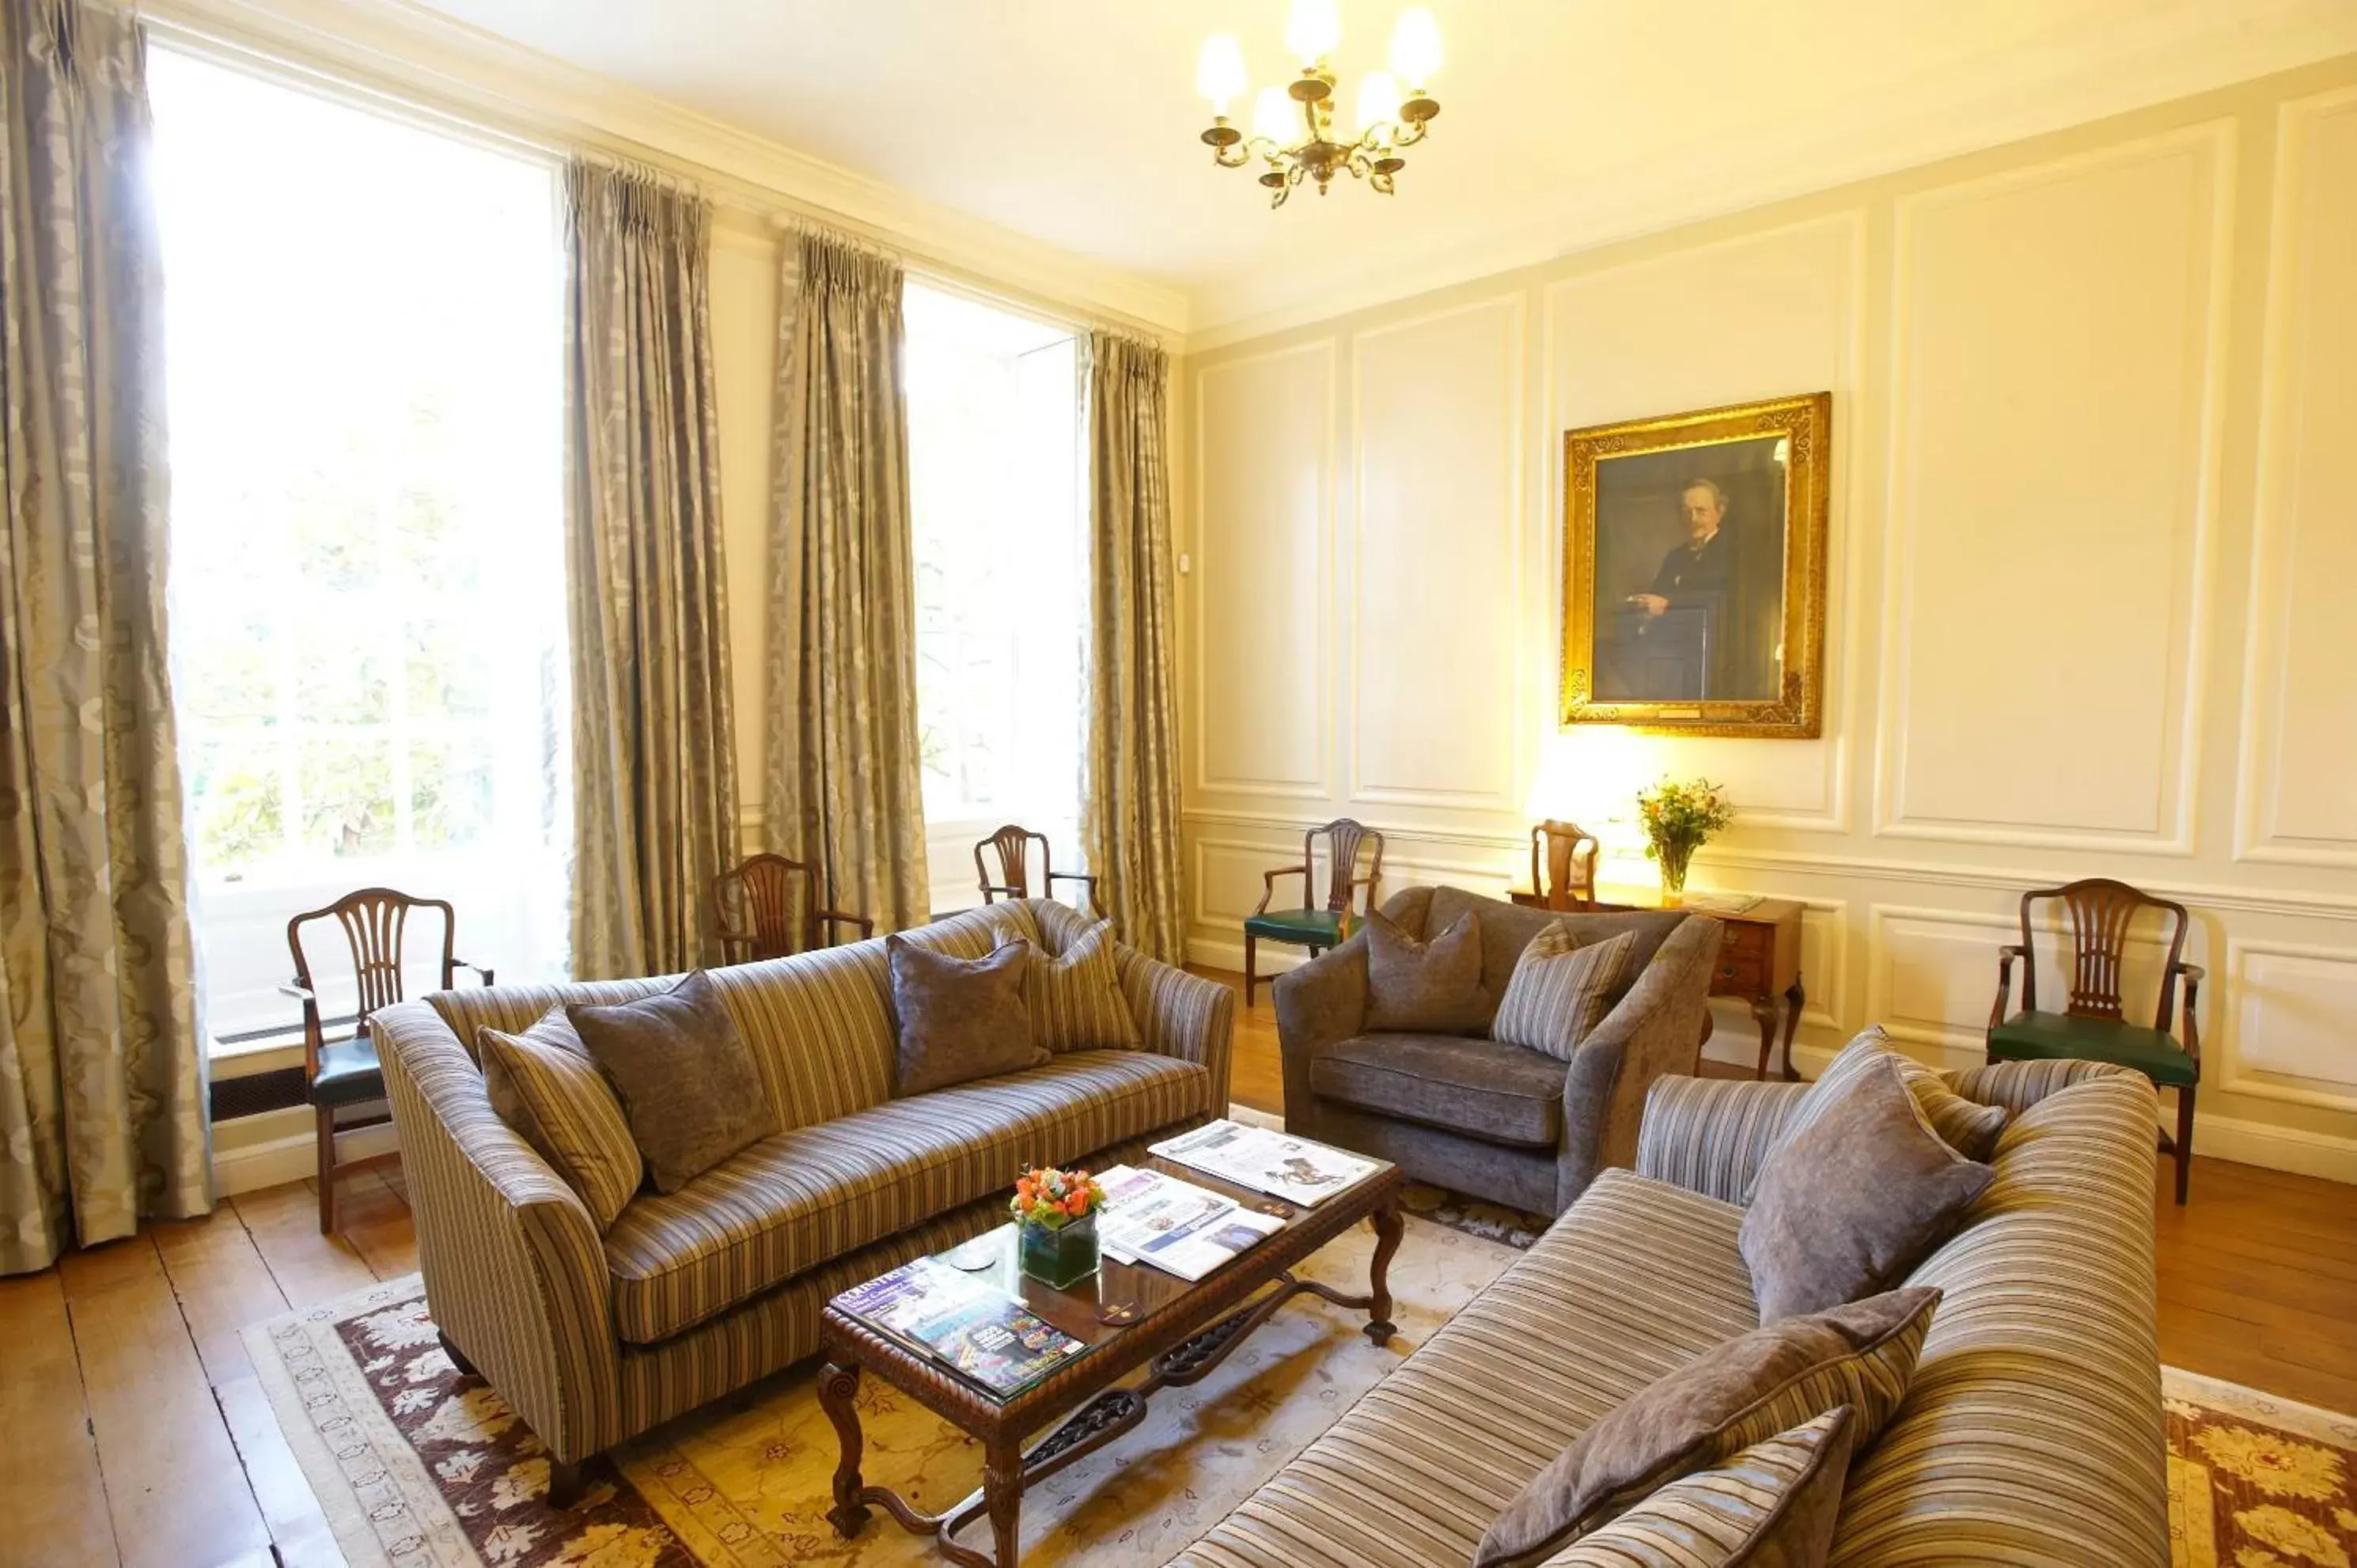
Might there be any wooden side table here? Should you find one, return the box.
[1509,888,1806,1080]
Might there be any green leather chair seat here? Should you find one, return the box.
[1988,1009,2198,1087]
[1244,908,1343,945]
[309,1037,387,1107]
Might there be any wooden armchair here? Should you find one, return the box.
[1986,877,2202,1203]
[1530,819,1602,911]
[286,888,492,1233]
[711,852,874,964]
[1245,818,1385,1008]
[975,824,1101,917]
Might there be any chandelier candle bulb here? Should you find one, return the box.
[1391,6,1443,88]
[1284,0,1342,66]
[1196,33,1246,115]
[1355,70,1404,143]
[1251,85,1298,147]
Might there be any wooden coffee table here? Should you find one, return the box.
[818,1152,1404,1567]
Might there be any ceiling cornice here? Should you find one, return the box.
[1180,28,2357,354]
[138,0,1192,339]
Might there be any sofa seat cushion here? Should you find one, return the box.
[1311,1032,1570,1149]
[1173,1169,1756,1568]
[602,1048,1210,1343]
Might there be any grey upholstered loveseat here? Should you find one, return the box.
[1277,884,1722,1214]
[1177,1053,2169,1567]
[373,899,1232,1495]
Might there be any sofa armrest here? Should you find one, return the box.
[1272,934,1370,1138]
[1947,1056,2142,1118]
[1634,1074,1813,1204]
[1555,915,1723,1208]
[373,1000,625,1464]
[1116,949,1237,1114]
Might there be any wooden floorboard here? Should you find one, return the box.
[5,987,2351,1562]
[0,1269,119,1568]
[57,1237,272,1568]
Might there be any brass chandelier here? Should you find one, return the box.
[1195,2,1444,209]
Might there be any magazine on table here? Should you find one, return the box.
[1150,1120,1378,1207]
[1097,1165,1285,1282]
[834,1256,1085,1397]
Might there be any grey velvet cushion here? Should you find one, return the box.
[1756,1028,2007,1178]
[1741,1054,1995,1323]
[1418,884,1687,1016]
[887,934,1048,1097]
[1474,1286,1939,1567]
[1491,924,1641,1062]
[1309,1032,1570,1148]
[570,971,781,1195]
[1363,906,1488,1033]
[1533,1407,1856,1568]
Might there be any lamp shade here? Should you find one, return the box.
[1390,6,1443,85]
[1284,0,1342,65]
[1251,85,1298,145]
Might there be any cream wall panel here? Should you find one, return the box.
[2225,939,2357,1110]
[2238,88,2357,865]
[1540,215,1862,831]
[1351,297,1524,809]
[1879,125,2231,850]
[711,221,781,839]
[1194,342,1334,799]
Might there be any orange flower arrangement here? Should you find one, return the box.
[1010,1165,1106,1231]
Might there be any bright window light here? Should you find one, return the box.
[149,49,570,1042]
[903,282,1086,887]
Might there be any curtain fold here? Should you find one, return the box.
[563,159,741,979]
[764,228,929,934]
[0,0,211,1275]
[1080,331,1185,960]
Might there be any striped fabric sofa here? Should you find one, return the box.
[373,899,1232,1488]
[1175,1054,2169,1567]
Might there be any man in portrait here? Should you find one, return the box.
[1600,470,1783,701]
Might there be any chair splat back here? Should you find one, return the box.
[712,852,874,961]
[2021,877,2189,1029]
[290,888,457,1043]
[1530,820,1601,911]
[1313,818,1381,914]
[977,825,1044,900]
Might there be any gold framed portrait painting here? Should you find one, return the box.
[1559,392,1831,738]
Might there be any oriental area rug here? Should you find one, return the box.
[244,1213,1519,1567]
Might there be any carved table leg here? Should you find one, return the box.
[1781,975,1806,1082]
[1364,1200,1404,1345]
[983,1439,1024,1566]
[820,1361,871,1538]
[1750,994,1779,1080]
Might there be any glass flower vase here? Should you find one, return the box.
[1018,1213,1100,1289]
[1657,844,1695,907]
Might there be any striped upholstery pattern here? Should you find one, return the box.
[603,1049,1210,1341]
[1752,1031,2007,1191]
[1537,1409,1855,1568]
[377,900,1228,1465]
[616,1125,1180,1430]
[1181,1058,2166,1568]
[1491,926,1639,1062]
[1948,1055,2124,1117]
[995,915,1141,1052]
[1636,1075,1811,1204]
[1174,1171,1760,1568]
[477,1009,642,1232]
[375,998,627,1462]
[1832,1070,2167,1566]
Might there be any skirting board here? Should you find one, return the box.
[214,1115,400,1198]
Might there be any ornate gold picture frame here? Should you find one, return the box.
[1559,392,1831,738]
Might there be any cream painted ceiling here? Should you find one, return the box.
[408,0,2357,335]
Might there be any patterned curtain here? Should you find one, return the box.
[0,0,211,1275]
[764,229,929,933]
[1080,332,1186,960]
[563,160,741,979]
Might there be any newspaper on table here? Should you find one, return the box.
[833,1256,1086,1397]
[1095,1164,1283,1282]
[1149,1119,1378,1208]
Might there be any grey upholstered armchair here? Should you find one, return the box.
[1275,884,1722,1215]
